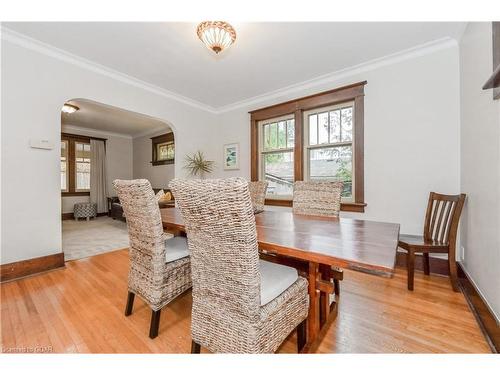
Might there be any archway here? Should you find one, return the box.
[60,98,176,261]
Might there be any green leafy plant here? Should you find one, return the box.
[184,151,214,178]
[335,158,352,182]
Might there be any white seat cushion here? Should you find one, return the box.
[259,259,298,306]
[165,236,189,263]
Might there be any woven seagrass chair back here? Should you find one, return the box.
[293,181,343,217]
[169,178,261,324]
[113,179,166,288]
[248,180,268,213]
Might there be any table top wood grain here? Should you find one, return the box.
[161,208,400,277]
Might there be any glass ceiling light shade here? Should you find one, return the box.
[62,103,79,114]
[196,21,236,54]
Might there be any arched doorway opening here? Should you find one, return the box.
[60,98,175,261]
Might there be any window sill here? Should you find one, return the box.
[265,198,293,207]
[264,199,366,213]
[62,192,90,197]
[151,159,174,166]
[340,202,367,213]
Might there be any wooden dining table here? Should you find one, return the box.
[161,207,400,351]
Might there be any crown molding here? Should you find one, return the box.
[216,37,459,113]
[62,124,133,140]
[1,27,218,114]
[2,26,458,115]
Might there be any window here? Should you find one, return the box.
[259,116,295,198]
[61,133,103,196]
[75,142,91,191]
[250,81,366,212]
[305,103,354,201]
[151,132,175,166]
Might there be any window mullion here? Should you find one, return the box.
[315,115,319,145]
[275,121,280,148]
[327,111,330,144]
[285,121,289,147]
[339,109,343,141]
[307,141,352,150]
[261,148,294,155]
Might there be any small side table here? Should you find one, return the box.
[74,202,97,221]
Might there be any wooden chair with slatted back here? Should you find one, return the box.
[398,192,466,292]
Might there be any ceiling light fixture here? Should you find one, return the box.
[196,21,236,54]
[62,103,79,114]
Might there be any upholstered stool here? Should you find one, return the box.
[74,202,97,221]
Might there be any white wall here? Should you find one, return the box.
[1,38,217,264]
[459,22,500,320]
[60,125,134,213]
[213,43,461,235]
[132,129,175,189]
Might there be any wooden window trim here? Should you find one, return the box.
[250,81,366,212]
[61,132,107,143]
[61,133,106,197]
[151,132,175,166]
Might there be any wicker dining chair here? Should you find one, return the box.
[291,181,344,298]
[170,177,309,353]
[248,180,268,213]
[293,181,344,217]
[398,192,466,292]
[113,179,192,339]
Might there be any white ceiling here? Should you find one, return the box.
[62,98,170,137]
[5,22,466,109]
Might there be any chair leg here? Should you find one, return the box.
[149,309,161,339]
[297,319,307,353]
[124,292,135,316]
[449,256,460,292]
[423,253,430,275]
[407,251,415,291]
[191,340,201,354]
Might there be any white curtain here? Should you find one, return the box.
[90,139,108,213]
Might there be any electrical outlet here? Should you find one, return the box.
[460,246,465,260]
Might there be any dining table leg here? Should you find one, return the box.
[307,261,320,343]
[319,264,331,326]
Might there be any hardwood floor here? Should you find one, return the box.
[0,249,490,353]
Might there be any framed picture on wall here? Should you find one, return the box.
[223,143,240,170]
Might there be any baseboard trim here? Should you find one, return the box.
[62,212,108,220]
[457,262,499,353]
[395,251,449,276]
[61,212,73,220]
[0,253,65,283]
